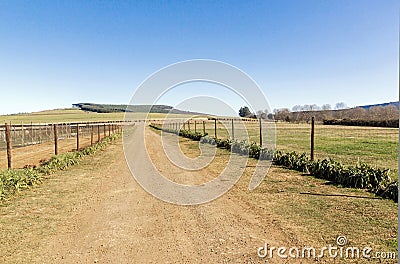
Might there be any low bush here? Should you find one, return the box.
[150,124,208,141]
[274,150,397,202]
[323,119,399,128]
[150,123,398,202]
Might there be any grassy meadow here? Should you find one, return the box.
[201,120,398,175]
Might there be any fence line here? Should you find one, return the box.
[151,117,398,173]
[0,121,128,170]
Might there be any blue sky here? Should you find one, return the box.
[0,0,398,115]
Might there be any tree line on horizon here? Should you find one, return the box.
[239,102,399,126]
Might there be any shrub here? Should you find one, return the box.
[150,123,397,202]
[276,151,397,202]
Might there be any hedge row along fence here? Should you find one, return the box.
[0,133,120,200]
[150,124,398,202]
[323,119,399,128]
[1,121,125,170]
[273,151,397,202]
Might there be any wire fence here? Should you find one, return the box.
[0,121,126,170]
[2,118,397,174]
[155,118,398,174]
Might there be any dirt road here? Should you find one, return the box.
[1,126,397,263]
[40,126,299,263]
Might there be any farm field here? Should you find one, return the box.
[201,121,399,175]
[0,108,190,124]
[0,125,397,263]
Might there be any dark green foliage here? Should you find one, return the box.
[150,123,397,202]
[275,151,397,202]
[73,103,202,115]
[0,168,42,199]
[274,151,309,172]
[73,103,175,113]
[215,138,232,149]
[238,106,253,117]
[377,181,398,202]
[200,136,216,145]
[231,140,249,155]
[149,124,208,141]
[323,119,399,128]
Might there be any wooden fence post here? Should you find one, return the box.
[103,124,106,138]
[214,119,217,138]
[108,124,111,136]
[188,121,190,131]
[259,118,262,147]
[311,116,315,160]
[76,124,80,151]
[183,122,186,130]
[97,124,100,142]
[203,121,205,134]
[231,119,234,140]
[21,122,24,146]
[30,122,33,142]
[194,121,197,133]
[53,124,58,155]
[5,123,12,169]
[90,125,94,146]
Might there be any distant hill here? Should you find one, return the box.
[357,101,399,110]
[72,103,205,115]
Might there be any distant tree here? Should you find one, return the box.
[292,105,301,112]
[322,104,332,110]
[369,106,386,120]
[239,106,252,117]
[335,102,348,110]
[310,104,321,111]
[256,110,267,119]
[274,108,291,122]
[347,107,368,119]
[381,105,399,120]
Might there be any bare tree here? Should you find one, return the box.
[256,110,267,119]
[369,106,385,120]
[381,105,399,120]
[292,105,301,112]
[347,107,368,119]
[335,102,348,110]
[274,108,291,122]
[322,104,332,110]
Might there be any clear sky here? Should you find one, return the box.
[0,0,398,115]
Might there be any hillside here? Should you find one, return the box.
[72,103,204,115]
[358,101,399,110]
